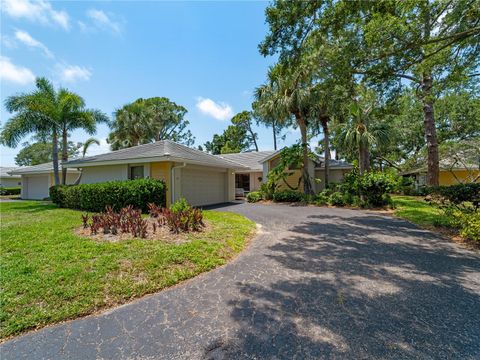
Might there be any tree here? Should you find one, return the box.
[252,99,289,151]
[231,111,259,151]
[108,97,194,150]
[259,1,480,185]
[204,125,250,154]
[15,141,80,166]
[1,78,105,185]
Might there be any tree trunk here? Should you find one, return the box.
[52,128,60,186]
[358,141,370,176]
[272,120,277,150]
[421,73,439,186]
[295,111,314,195]
[61,126,68,185]
[249,127,259,151]
[320,116,330,188]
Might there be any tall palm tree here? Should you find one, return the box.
[1,78,107,185]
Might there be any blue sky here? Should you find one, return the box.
[1,0,305,166]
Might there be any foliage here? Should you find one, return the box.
[328,192,346,207]
[170,197,190,214]
[148,199,205,234]
[88,205,148,238]
[0,186,21,195]
[272,189,304,203]
[231,111,259,151]
[246,191,263,203]
[452,211,480,242]
[49,179,166,212]
[0,200,255,338]
[108,97,194,150]
[15,141,81,166]
[427,183,480,212]
[204,124,252,154]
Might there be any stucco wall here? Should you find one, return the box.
[249,172,263,191]
[80,165,128,184]
[314,169,350,191]
[0,177,21,187]
[150,162,172,206]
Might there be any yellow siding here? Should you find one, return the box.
[150,162,172,206]
[439,169,480,185]
[268,159,304,191]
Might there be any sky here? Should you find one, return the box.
[0,0,306,167]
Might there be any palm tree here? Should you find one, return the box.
[73,138,100,185]
[255,63,315,195]
[1,78,107,185]
[337,88,390,175]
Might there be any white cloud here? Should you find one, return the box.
[84,138,110,157]
[57,64,92,82]
[86,9,121,34]
[196,97,234,121]
[2,0,70,30]
[0,56,35,85]
[15,30,54,58]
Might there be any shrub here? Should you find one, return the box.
[260,182,275,200]
[427,183,480,210]
[50,179,166,213]
[273,189,304,202]
[328,192,346,206]
[170,197,190,213]
[246,191,262,203]
[0,186,21,195]
[457,211,480,242]
[313,190,330,206]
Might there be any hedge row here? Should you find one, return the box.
[50,179,166,212]
[0,186,21,195]
[427,183,480,204]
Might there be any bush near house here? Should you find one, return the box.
[246,191,263,203]
[50,179,166,212]
[0,186,21,195]
[273,189,304,202]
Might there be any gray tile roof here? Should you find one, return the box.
[64,140,248,169]
[0,167,21,178]
[9,162,78,175]
[219,151,276,171]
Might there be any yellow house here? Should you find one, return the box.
[402,162,480,188]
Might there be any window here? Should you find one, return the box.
[129,166,144,180]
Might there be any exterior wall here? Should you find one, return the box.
[314,169,350,192]
[150,161,172,206]
[227,169,235,202]
[249,172,263,191]
[49,172,78,186]
[0,177,21,187]
[22,174,50,199]
[439,169,480,185]
[80,164,128,184]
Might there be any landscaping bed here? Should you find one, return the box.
[0,201,255,339]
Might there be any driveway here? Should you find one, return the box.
[1,203,479,359]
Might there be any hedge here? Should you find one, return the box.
[427,183,480,204]
[246,191,262,203]
[49,179,166,212]
[0,186,21,196]
[273,189,304,202]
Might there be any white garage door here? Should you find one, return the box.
[24,175,50,200]
[180,168,226,206]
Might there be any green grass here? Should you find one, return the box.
[0,201,255,338]
[393,195,452,228]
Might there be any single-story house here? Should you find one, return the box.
[63,140,248,207]
[259,150,353,192]
[9,163,80,200]
[401,160,480,188]
[0,167,22,188]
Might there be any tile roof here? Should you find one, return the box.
[64,140,247,169]
[219,151,276,171]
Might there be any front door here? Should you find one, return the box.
[235,173,250,192]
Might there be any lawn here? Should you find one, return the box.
[393,195,452,228]
[0,201,255,338]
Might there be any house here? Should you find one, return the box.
[0,167,22,188]
[63,140,248,206]
[259,150,353,192]
[401,160,480,188]
[8,163,80,200]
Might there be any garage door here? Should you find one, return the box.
[180,168,226,206]
[24,175,50,200]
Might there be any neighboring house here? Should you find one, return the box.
[64,140,248,207]
[9,163,80,200]
[0,167,22,188]
[401,160,480,188]
[259,150,353,192]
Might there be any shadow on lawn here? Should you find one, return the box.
[0,201,57,213]
[203,213,480,359]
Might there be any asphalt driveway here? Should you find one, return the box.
[1,203,479,359]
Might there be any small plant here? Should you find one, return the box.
[246,191,262,203]
[81,214,89,229]
[170,198,190,214]
[148,203,163,218]
[329,192,346,207]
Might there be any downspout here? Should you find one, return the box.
[170,162,186,205]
